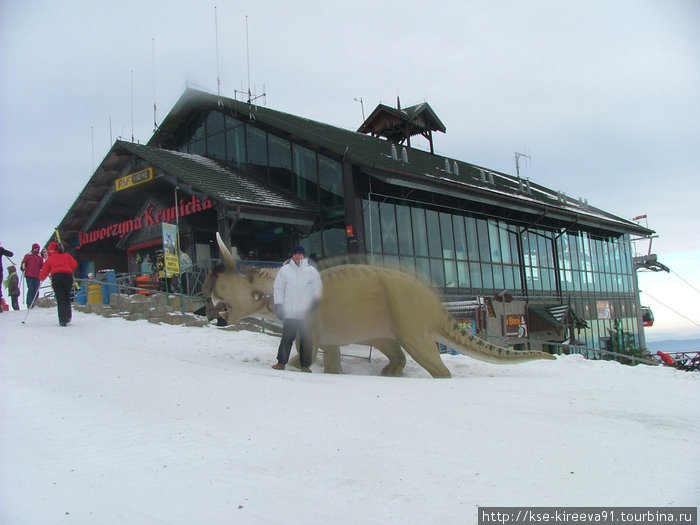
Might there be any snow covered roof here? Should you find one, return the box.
[117,141,315,213]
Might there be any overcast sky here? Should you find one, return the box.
[1,0,698,341]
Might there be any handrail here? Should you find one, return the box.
[480,333,657,366]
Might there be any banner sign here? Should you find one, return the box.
[505,314,528,338]
[115,168,154,192]
[77,195,213,248]
[161,223,180,277]
[456,318,476,335]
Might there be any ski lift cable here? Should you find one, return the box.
[640,290,700,329]
[670,269,700,295]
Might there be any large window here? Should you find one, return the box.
[379,202,398,255]
[183,110,344,210]
[187,121,206,155]
[365,200,382,261]
[318,156,343,208]
[226,115,246,168]
[362,200,524,294]
[556,232,633,296]
[522,230,556,292]
[205,111,226,160]
[268,134,293,193]
[411,208,428,258]
[293,144,319,203]
[246,124,268,179]
[396,205,414,256]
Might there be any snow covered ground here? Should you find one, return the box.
[1,306,698,524]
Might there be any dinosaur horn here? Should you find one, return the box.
[216,232,239,270]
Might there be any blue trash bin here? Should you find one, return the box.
[99,270,117,304]
[75,283,87,305]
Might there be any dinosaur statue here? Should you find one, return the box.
[210,233,555,378]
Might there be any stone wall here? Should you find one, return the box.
[36,293,208,327]
[35,293,281,334]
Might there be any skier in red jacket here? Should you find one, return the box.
[39,242,78,326]
[21,243,44,308]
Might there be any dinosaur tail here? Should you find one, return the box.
[435,312,557,364]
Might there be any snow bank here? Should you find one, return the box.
[1,308,698,524]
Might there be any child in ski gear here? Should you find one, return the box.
[21,242,44,308]
[271,245,323,372]
[4,265,20,310]
[39,242,78,327]
[0,241,14,313]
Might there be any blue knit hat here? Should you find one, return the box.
[291,245,305,256]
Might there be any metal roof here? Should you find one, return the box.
[151,89,653,238]
[55,139,317,244]
[57,88,653,245]
[116,141,314,213]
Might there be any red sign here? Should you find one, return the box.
[77,195,213,249]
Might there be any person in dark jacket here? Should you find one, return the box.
[4,265,20,310]
[21,242,44,308]
[0,240,14,313]
[39,242,78,326]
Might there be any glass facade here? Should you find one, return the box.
[180,110,345,257]
[175,105,641,352]
[363,198,639,350]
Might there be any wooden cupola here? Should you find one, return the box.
[357,97,446,154]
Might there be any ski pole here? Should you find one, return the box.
[21,286,43,325]
[20,267,26,306]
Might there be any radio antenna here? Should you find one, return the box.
[235,15,266,108]
[130,69,134,142]
[514,151,531,178]
[152,37,158,130]
[214,6,222,97]
[246,15,251,101]
[91,125,95,172]
[354,97,365,121]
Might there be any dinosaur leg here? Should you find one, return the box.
[369,339,406,377]
[396,334,451,378]
[291,345,341,373]
[320,345,342,374]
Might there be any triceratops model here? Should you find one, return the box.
[211,234,555,378]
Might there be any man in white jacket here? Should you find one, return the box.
[272,245,323,372]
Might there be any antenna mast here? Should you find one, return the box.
[91,125,94,172]
[514,151,531,178]
[246,15,251,101]
[130,69,134,142]
[214,6,221,97]
[354,97,365,121]
[152,37,158,130]
[235,15,266,106]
